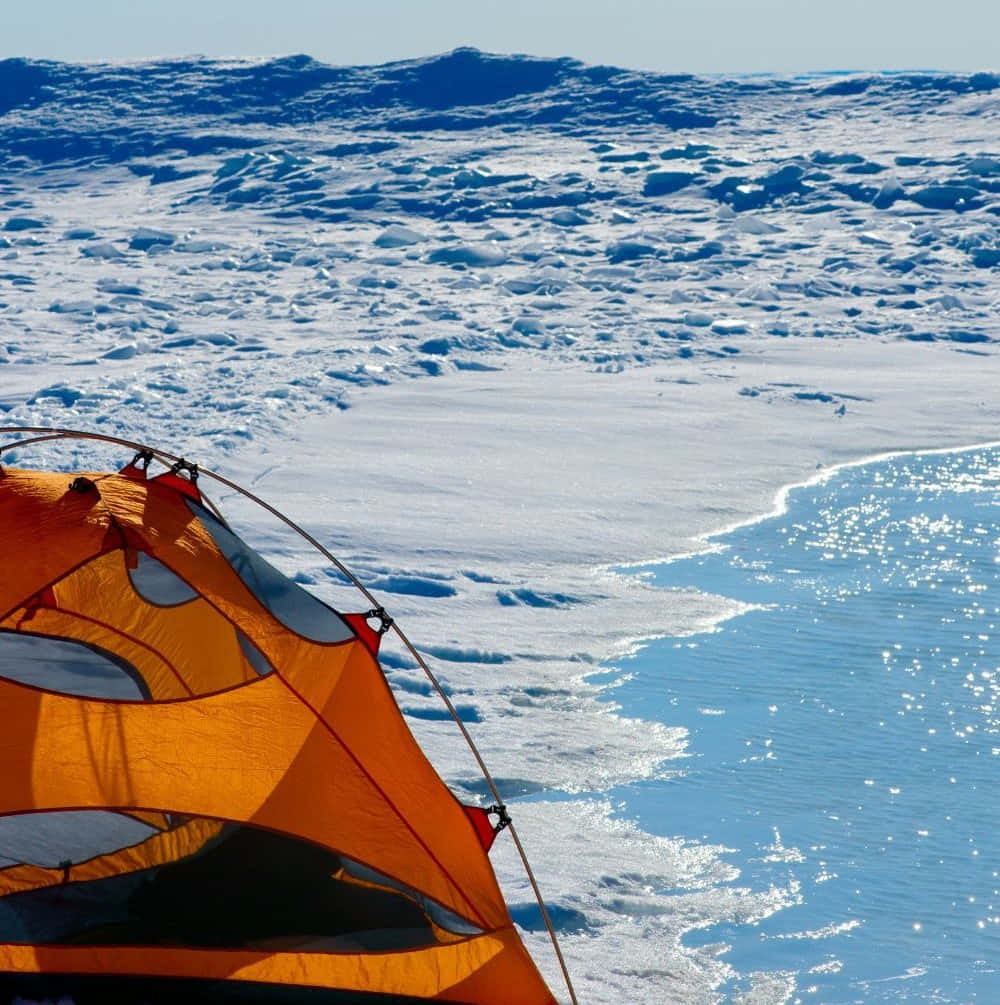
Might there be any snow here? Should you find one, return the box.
[1,47,999,1003]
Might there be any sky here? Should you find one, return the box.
[6,0,1000,73]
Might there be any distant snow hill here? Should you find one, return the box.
[0,47,996,158]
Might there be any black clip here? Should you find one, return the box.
[364,607,394,635]
[129,449,154,472]
[68,476,96,494]
[170,458,199,483]
[487,803,512,833]
[59,859,72,885]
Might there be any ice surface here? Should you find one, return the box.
[0,47,999,1004]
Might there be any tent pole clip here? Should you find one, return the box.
[170,458,199,483]
[129,449,154,472]
[59,860,72,885]
[364,607,394,635]
[487,803,512,833]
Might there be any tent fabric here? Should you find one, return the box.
[0,928,548,1002]
[0,465,557,1004]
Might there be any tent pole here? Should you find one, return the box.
[0,425,580,1005]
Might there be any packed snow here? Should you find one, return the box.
[1,48,999,1003]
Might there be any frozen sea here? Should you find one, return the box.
[1,48,999,1003]
[616,445,1000,1002]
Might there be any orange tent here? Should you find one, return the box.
[0,441,562,1004]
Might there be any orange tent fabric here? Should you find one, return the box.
[0,463,557,1004]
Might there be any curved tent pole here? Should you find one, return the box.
[0,426,579,1005]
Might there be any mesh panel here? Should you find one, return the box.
[186,500,354,645]
[0,811,157,869]
[341,858,484,937]
[0,630,149,699]
[127,553,199,606]
[236,630,275,676]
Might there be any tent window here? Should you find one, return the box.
[0,820,440,953]
[0,631,150,700]
[236,629,274,676]
[127,552,199,606]
[0,811,157,871]
[340,857,484,936]
[186,500,354,645]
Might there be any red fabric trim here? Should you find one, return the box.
[118,463,147,482]
[342,613,382,658]
[463,806,497,852]
[14,587,57,629]
[150,472,201,501]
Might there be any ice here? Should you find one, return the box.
[96,278,142,295]
[374,224,423,248]
[366,574,458,598]
[497,588,584,609]
[711,319,750,334]
[971,247,1000,267]
[4,216,45,231]
[174,237,229,253]
[643,170,698,196]
[27,384,83,407]
[80,241,125,260]
[729,215,784,235]
[427,243,507,267]
[911,184,984,210]
[130,227,175,251]
[47,300,97,315]
[605,238,657,263]
[684,311,714,327]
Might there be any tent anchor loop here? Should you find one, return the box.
[364,606,394,635]
[486,803,511,834]
[170,458,199,483]
[58,860,72,885]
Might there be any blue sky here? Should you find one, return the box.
[8,0,999,72]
